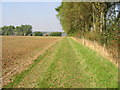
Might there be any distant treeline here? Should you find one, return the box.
[0,25,63,36]
[0,25,32,36]
[34,31,62,36]
[56,2,120,61]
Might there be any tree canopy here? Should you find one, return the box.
[34,31,43,36]
[1,25,32,36]
[56,2,120,60]
[50,32,62,36]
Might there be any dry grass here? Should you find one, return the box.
[2,36,62,85]
[71,37,118,67]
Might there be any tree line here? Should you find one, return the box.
[0,25,63,36]
[1,25,32,36]
[56,2,119,61]
[34,31,62,36]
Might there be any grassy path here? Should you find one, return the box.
[4,37,118,88]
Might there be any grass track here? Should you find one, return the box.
[4,37,118,88]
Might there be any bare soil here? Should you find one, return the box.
[2,36,62,85]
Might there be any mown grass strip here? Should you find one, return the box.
[36,37,91,88]
[70,38,118,88]
[36,39,63,88]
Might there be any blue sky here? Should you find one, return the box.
[2,2,63,32]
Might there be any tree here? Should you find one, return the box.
[50,32,62,36]
[34,31,43,36]
[1,24,33,36]
[56,2,120,61]
[14,25,32,36]
[2,25,15,35]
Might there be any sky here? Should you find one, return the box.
[1,2,63,32]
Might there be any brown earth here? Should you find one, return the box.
[2,36,62,85]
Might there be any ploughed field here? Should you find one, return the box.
[2,36,118,88]
[2,36,62,85]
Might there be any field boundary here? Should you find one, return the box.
[3,38,63,88]
[3,37,118,88]
[71,37,118,67]
[3,38,62,86]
